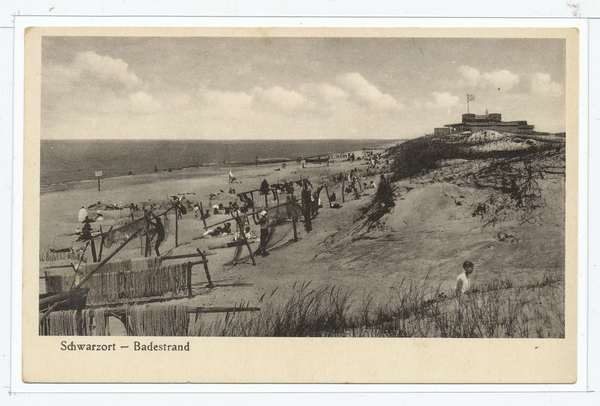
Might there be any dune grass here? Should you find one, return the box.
[188,269,564,338]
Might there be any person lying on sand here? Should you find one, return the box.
[233,226,257,242]
[201,227,226,238]
[455,261,474,296]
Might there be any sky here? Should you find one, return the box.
[41,36,567,140]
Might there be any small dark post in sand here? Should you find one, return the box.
[90,238,97,263]
[95,170,102,192]
[97,225,104,262]
[187,261,193,298]
[324,185,332,207]
[302,187,312,233]
[292,214,298,242]
[96,225,112,262]
[199,202,207,228]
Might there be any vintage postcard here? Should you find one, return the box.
[22,26,579,383]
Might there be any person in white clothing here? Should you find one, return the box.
[77,206,88,223]
[455,261,474,296]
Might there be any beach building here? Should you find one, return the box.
[441,111,535,135]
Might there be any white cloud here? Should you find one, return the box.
[427,92,459,110]
[201,88,253,111]
[531,73,563,97]
[74,51,140,88]
[128,91,162,113]
[481,69,520,91]
[336,72,401,110]
[130,91,153,106]
[459,65,481,87]
[300,83,348,105]
[253,86,309,111]
[459,66,519,91]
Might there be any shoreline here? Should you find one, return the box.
[38,143,397,251]
[40,139,404,192]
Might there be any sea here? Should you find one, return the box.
[41,139,398,188]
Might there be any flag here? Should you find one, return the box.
[467,94,475,101]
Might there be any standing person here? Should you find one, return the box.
[301,186,312,232]
[253,210,270,257]
[260,179,270,196]
[455,261,474,296]
[147,214,165,257]
[78,206,88,223]
[193,203,200,218]
[79,217,94,241]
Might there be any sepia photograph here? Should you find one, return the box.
[22,26,579,383]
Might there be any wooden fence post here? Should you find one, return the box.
[187,261,193,298]
[324,185,332,208]
[199,202,207,228]
[175,207,179,248]
[90,239,97,262]
[292,215,298,242]
[196,249,215,288]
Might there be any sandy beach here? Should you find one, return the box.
[38,132,567,339]
[39,146,396,321]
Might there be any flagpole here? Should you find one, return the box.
[467,94,470,114]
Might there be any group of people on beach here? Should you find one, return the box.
[72,146,477,298]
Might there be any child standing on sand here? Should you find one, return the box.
[455,261,474,296]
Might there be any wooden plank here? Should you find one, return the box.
[42,264,74,270]
[203,208,266,230]
[39,288,89,311]
[161,252,215,261]
[104,306,260,317]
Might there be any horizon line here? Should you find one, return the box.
[40,137,410,141]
